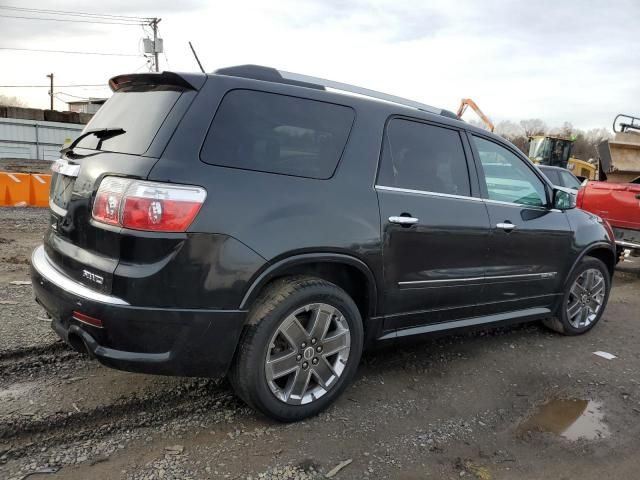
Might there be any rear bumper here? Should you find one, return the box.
[612,226,640,252]
[616,239,640,250]
[30,245,247,377]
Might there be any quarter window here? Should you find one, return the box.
[377,119,470,196]
[473,136,547,207]
[200,90,355,179]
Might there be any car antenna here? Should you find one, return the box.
[188,41,205,73]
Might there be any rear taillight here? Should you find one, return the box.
[92,177,206,232]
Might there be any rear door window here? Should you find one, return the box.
[200,90,355,179]
[75,87,183,155]
[377,118,471,196]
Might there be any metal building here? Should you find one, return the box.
[66,98,107,114]
[0,117,83,161]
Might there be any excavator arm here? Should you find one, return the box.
[456,98,494,132]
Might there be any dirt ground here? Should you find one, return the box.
[1,207,639,480]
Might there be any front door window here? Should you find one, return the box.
[473,136,547,207]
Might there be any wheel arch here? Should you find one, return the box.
[239,253,378,322]
[566,242,616,285]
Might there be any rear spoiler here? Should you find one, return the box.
[109,71,206,92]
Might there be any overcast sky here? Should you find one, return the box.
[1,0,638,130]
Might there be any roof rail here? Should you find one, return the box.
[213,65,445,116]
[278,70,442,115]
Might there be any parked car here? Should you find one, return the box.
[577,181,640,256]
[538,165,583,191]
[31,66,616,421]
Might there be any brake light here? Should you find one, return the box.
[92,177,206,232]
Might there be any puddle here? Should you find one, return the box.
[520,399,610,440]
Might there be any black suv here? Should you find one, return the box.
[31,66,616,421]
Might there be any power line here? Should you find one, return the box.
[0,13,145,25]
[56,91,102,99]
[0,46,141,56]
[0,5,152,22]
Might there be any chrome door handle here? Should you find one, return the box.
[389,216,419,225]
[496,222,516,231]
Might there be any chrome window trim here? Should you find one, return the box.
[481,197,549,211]
[374,185,482,202]
[398,271,557,286]
[31,245,129,306]
[374,186,564,211]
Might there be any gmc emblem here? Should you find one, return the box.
[82,269,104,285]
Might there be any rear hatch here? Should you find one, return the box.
[45,72,205,294]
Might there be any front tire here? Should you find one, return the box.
[229,276,364,422]
[543,257,611,335]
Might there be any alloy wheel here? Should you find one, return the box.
[566,268,606,329]
[265,303,351,405]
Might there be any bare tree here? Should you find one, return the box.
[519,118,547,137]
[585,127,612,144]
[493,121,527,153]
[495,120,525,140]
[0,94,27,107]
[549,121,575,138]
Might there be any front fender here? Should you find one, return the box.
[564,208,616,285]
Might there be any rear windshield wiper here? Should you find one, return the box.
[61,127,126,155]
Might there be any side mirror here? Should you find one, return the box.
[553,187,576,210]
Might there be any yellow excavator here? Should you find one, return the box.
[455,98,597,179]
[456,98,494,132]
[528,135,597,180]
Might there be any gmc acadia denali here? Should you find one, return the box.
[31,66,616,421]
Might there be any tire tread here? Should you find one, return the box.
[229,276,361,421]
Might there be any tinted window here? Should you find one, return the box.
[473,136,547,207]
[559,170,582,189]
[540,168,561,185]
[377,119,470,196]
[76,88,182,155]
[201,90,354,179]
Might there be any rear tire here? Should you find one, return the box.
[229,276,363,422]
[543,257,611,335]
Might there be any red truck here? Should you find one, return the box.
[577,181,640,256]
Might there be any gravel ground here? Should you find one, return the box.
[1,208,640,479]
[0,208,58,356]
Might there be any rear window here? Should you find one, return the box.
[200,90,355,179]
[559,170,582,189]
[75,87,182,155]
[541,168,561,185]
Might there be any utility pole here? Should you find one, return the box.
[151,18,161,72]
[46,73,54,110]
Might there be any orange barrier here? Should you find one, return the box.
[0,172,51,207]
[29,174,51,207]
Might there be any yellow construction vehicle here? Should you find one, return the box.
[528,135,597,180]
[456,98,494,132]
